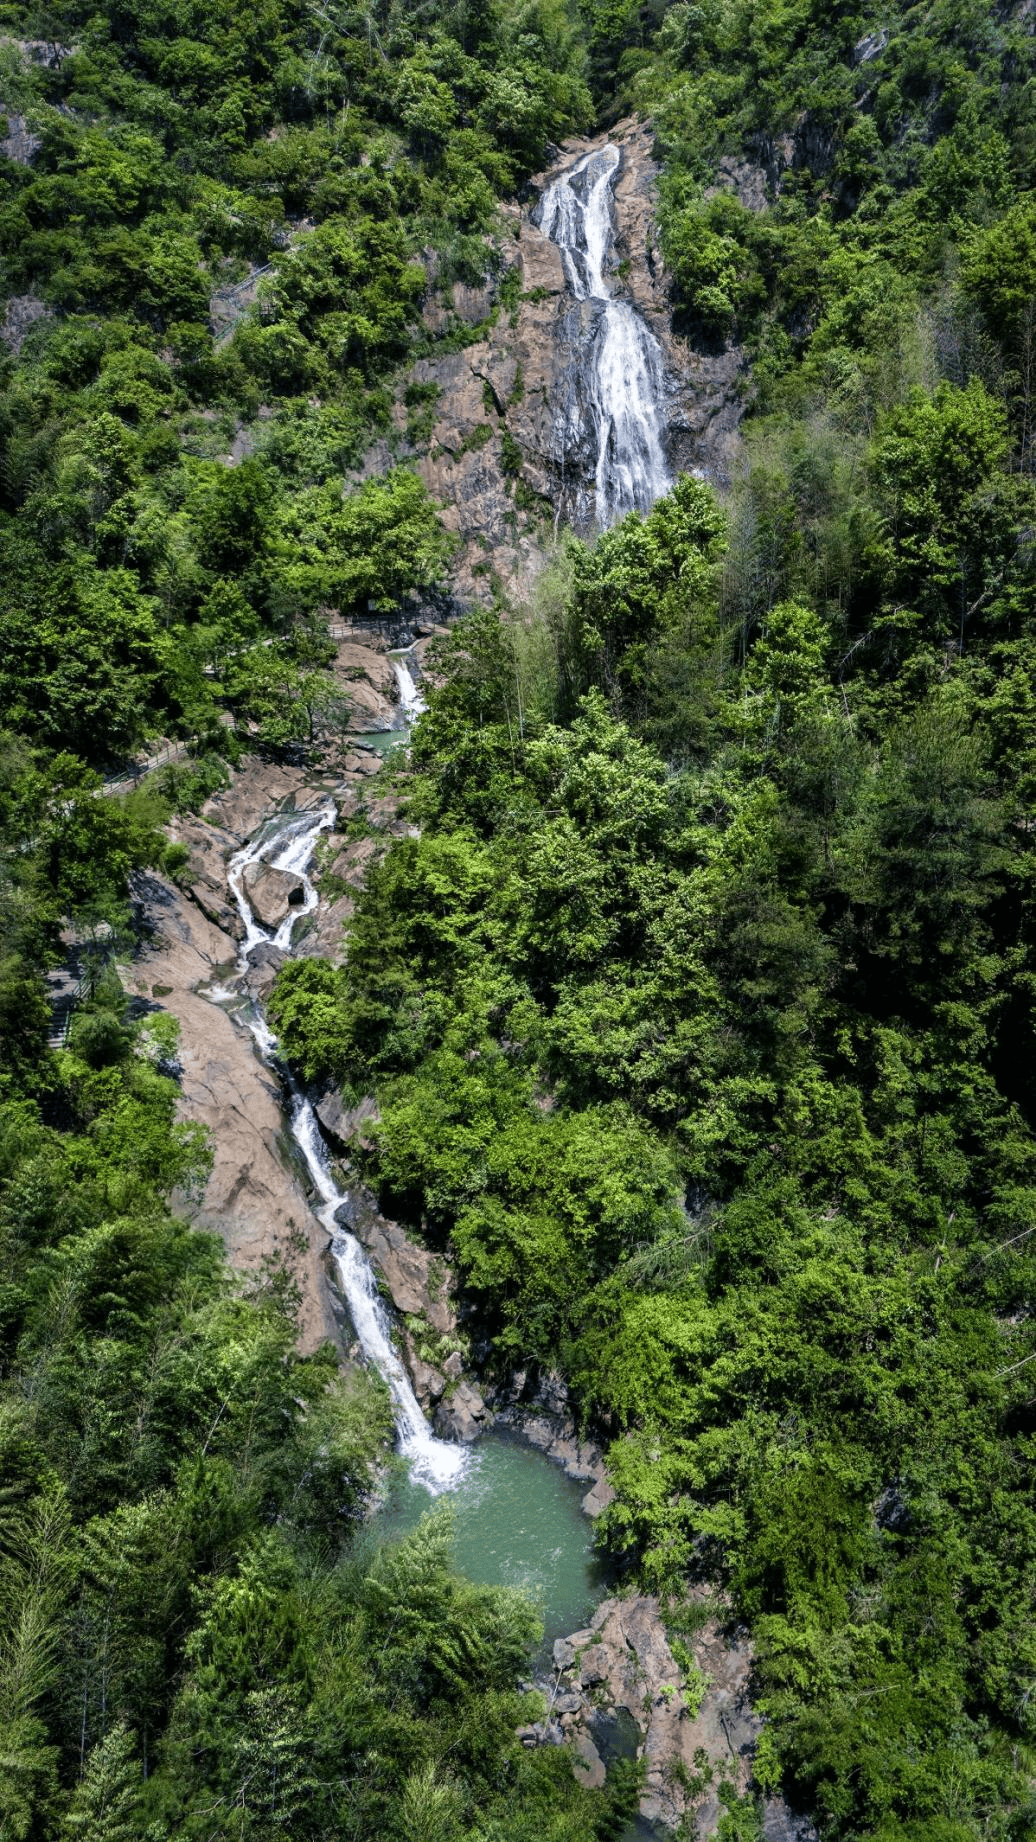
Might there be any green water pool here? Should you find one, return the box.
[374,1429,614,1666]
[352,727,409,755]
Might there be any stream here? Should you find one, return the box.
[225,798,466,1492]
[180,144,746,1828]
[206,677,607,1643]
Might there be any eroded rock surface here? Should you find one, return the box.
[315,1089,380,1149]
[200,756,325,839]
[126,872,337,1354]
[167,813,243,937]
[331,631,401,734]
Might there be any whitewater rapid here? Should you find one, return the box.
[538,143,671,527]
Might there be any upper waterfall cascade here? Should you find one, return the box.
[538,143,671,527]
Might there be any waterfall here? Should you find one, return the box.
[390,649,425,727]
[288,1089,466,1491]
[223,805,466,1494]
[538,144,671,527]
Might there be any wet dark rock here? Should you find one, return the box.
[874,1481,911,1534]
[436,1379,488,1443]
[491,1365,612,1511]
[853,27,889,63]
[519,1719,565,1748]
[763,1801,818,1842]
[240,943,287,1000]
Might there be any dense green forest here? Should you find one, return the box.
[4,0,1036,1835]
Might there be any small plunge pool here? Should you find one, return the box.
[374,1427,614,1667]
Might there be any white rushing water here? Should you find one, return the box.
[224,805,466,1494]
[390,649,426,727]
[227,806,335,967]
[538,143,671,527]
[289,1093,466,1491]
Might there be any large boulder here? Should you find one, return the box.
[330,635,399,735]
[167,814,242,939]
[242,860,306,928]
[315,1090,380,1150]
[406,1347,446,1409]
[436,1380,487,1443]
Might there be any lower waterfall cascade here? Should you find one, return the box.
[537,142,671,527]
[222,801,467,1493]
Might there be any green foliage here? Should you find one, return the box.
[0,0,591,768]
[283,468,459,619]
[0,692,599,1842]
[271,381,1036,1831]
[8,0,1036,1837]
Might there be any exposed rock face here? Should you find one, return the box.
[339,1198,450,1326]
[168,813,243,938]
[122,697,408,1360]
[0,293,52,354]
[315,1089,380,1149]
[201,756,326,840]
[557,1596,750,1832]
[0,112,40,163]
[242,859,306,927]
[239,942,287,1000]
[330,632,402,734]
[126,872,338,1354]
[548,1595,815,1841]
[330,1183,486,1427]
[438,1380,488,1443]
[411,117,747,604]
[490,1368,613,1515]
[325,835,383,890]
[609,119,746,488]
